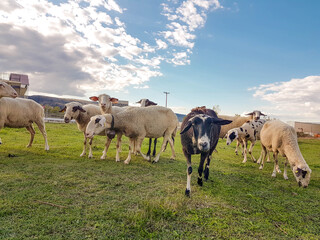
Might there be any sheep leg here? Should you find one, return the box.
[101,137,112,160]
[88,138,93,158]
[115,133,122,162]
[35,120,49,151]
[197,153,207,186]
[146,138,152,161]
[242,140,248,163]
[271,152,279,177]
[283,158,289,180]
[124,138,135,164]
[204,155,211,181]
[80,133,87,157]
[248,141,256,162]
[167,137,175,160]
[152,138,157,157]
[266,151,271,162]
[153,135,169,163]
[235,140,240,155]
[136,137,149,161]
[259,145,267,170]
[25,125,35,148]
[184,152,192,197]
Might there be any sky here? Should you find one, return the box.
[0,0,320,122]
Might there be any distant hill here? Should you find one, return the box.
[27,95,186,121]
[28,95,96,109]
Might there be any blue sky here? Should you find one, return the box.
[0,0,319,121]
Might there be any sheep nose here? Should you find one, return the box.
[64,117,70,123]
[12,92,18,98]
[200,142,208,148]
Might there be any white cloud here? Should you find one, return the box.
[0,0,221,96]
[0,0,162,96]
[250,76,320,122]
[160,0,221,65]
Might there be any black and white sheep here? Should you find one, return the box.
[0,98,49,150]
[225,119,266,163]
[180,107,232,196]
[258,120,311,187]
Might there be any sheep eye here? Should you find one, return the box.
[95,118,101,124]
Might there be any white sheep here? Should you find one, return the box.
[60,102,104,158]
[0,97,49,150]
[89,94,127,161]
[258,120,311,187]
[0,81,18,98]
[85,106,178,164]
[226,119,266,163]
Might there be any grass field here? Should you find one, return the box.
[0,123,320,239]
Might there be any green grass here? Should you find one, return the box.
[0,123,320,239]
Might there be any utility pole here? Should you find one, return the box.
[163,91,170,107]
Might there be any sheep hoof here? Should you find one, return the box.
[271,173,276,177]
[116,158,120,162]
[185,189,190,197]
[80,153,85,157]
[88,155,93,159]
[259,165,263,170]
[197,177,203,186]
[100,156,106,160]
[124,160,130,164]
[284,176,288,180]
[26,145,32,148]
[152,160,156,164]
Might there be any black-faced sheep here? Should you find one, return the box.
[180,107,232,196]
[258,120,311,188]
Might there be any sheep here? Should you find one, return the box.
[137,98,158,159]
[258,120,311,187]
[225,119,266,163]
[60,102,107,158]
[245,110,266,121]
[0,81,18,98]
[85,105,179,164]
[89,94,127,160]
[0,97,49,150]
[180,107,232,196]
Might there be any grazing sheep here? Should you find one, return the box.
[180,107,232,196]
[226,119,266,163]
[137,98,158,159]
[258,120,311,187]
[0,98,49,150]
[60,102,106,158]
[0,81,18,98]
[85,105,179,164]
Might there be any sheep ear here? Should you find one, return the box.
[180,121,193,134]
[136,99,142,104]
[260,112,266,116]
[0,83,4,88]
[148,100,157,106]
[78,106,86,112]
[89,96,99,102]
[110,97,118,104]
[210,118,232,126]
[59,106,67,112]
[246,112,254,116]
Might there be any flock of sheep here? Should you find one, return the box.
[0,81,312,197]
